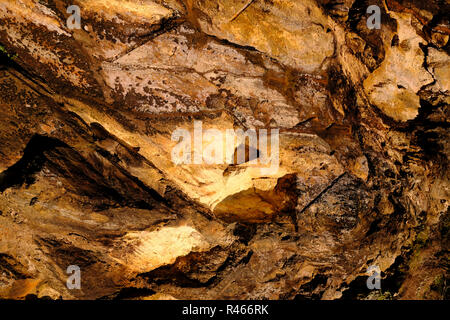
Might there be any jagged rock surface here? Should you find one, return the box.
[0,0,448,299]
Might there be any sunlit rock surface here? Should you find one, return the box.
[0,0,448,300]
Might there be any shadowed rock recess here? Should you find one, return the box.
[0,0,448,300]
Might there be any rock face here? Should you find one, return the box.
[0,0,448,300]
